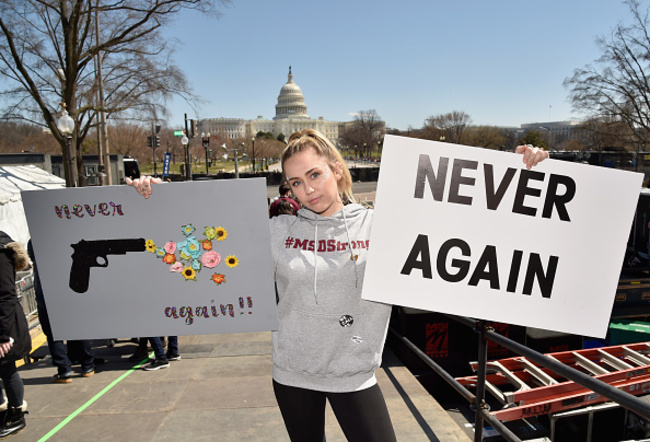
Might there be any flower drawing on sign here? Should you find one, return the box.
[202,251,221,268]
[145,239,156,253]
[147,224,239,285]
[182,267,197,281]
[225,255,239,268]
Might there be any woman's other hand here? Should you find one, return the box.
[515,144,549,169]
[125,175,162,199]
[0,339,13,358]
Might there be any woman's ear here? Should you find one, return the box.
[334,162,343,180]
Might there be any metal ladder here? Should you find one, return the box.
[455,342,650,422]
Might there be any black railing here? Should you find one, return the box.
[390,314,650,442]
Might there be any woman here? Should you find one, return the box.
[128,130,548,441]
[0,232,31,438]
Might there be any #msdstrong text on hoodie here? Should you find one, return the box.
[270,204,392,393]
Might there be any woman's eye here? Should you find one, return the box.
[291,181,300,187]
[311,172,320,179]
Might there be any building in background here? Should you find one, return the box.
[520,120,584,149]
[199,67,382,145]
[0,152,139,185]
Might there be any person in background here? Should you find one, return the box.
[142,336,180,371]
[269,182,300,217]
[274,198,298,217]
[28,242,96,384]
[0,232,31,438]
[126,131,548,441]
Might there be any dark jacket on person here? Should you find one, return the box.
[0,232,32,362]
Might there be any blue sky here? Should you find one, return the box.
[162,0,633,131]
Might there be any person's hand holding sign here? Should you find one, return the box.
[0,338,14,358]
[516,144,549,169]
[125,175,162,199]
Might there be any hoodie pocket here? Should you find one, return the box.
[276,308,375,377]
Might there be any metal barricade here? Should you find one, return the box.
[390,314,650,442]
[15,270,37,318]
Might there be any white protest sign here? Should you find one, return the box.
[362,135,643,338]
[22,178,278,340]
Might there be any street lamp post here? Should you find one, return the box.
[181,134,190,181]
[239,142,245,177]
[221,143,240,178]
[57,103,76,187]
[202,132,211,175]
[251,136,256,174]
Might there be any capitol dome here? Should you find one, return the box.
[274,66,309,120]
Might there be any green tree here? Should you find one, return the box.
[521,130,548,149]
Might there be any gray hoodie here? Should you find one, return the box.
[270,204,392,392]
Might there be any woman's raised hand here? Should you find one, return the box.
[125,175,162,199]
[515,144,549,170]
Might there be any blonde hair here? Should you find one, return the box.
[281,129,355,204]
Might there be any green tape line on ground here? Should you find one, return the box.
[37,353,153,442]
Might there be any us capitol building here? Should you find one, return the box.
[197,67,379,144]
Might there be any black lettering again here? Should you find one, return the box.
[437,238,471,282]
[401,234,432,279]
[468,245,500,289]
[523,254,559,298]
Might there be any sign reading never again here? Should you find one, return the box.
[22,178,278,340]
[362,135,643,338]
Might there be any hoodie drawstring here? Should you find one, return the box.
[313,221,319,304]
[342,209,359,289]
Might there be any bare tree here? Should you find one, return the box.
[0,121,59,153]
[423,111,472,144]
[465,126,507,150]
[580,116,632,164]
[339,110,385,159]
[564,0,650,153]
[0,0,228,186]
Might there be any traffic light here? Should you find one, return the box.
[189,119,197,138]
[146,136,152,148]
[155,136,160,148]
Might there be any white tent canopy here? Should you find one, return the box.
[0,165,65,248]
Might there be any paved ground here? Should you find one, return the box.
[12,330,471,442]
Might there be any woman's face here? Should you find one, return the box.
[283,148,342,217]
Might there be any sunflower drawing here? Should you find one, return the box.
[225,255,239,268]
[215,227,228,241]
[182,266,197,281]
[145,239,156,253]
